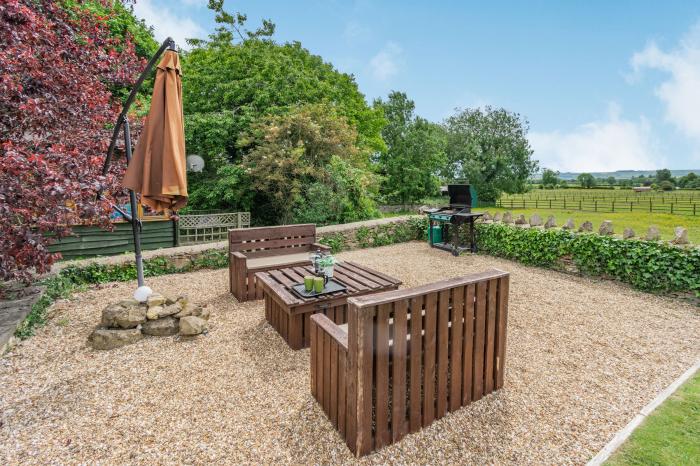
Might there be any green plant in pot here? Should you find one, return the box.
[318,255,336,279]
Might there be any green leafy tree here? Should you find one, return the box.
[678,172,699,188]
[239,104,378,225]
[443,106,538,202]
[655,168,674,184]
[577,173,596,188]
[541,169,559,188]
[606,176,616,186]
[181,2,386,214]
[375,91,447,205]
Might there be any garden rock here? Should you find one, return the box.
[174,303,209,320]
[493,213,502,222]
[89,327,142,350]
[515,214,527,225]
[623,228,635,239]
[101,303,146,329]
[672,227,689,245]
[598,220,614,236]
[529,214,543,227]
[179,316,208,336]
[147,293,166,308]
[142,317,179,336]
[578,221,593,232]
[544,216,556,229]
[146,304,180,320]
[482,211,492,222]
[562,219,575,230]
[645,226,661,241]
[502,211,513,224]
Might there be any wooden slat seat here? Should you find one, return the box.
[310,269,510,457]
[246,252,311,269]
[228,224,330,302]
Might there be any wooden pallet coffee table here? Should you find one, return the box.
[256,261,401,350]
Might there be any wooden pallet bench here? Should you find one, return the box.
[228,224,330,302]
[256,261,401,349]
[310,269,510,457]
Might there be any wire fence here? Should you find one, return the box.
[496,198,699,216]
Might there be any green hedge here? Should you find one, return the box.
[476,223,700,295]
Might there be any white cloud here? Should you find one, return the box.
[132,0,206,50]
[369,42,403,81]
[631,21,700,140]
[343,21,370,43]
[529,103,663,172]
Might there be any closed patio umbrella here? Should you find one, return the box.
[99,38,185,297]
[123,49,188,212]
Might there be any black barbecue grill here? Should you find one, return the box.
[426,184,483,255]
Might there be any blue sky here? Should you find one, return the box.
[133,0,700,172]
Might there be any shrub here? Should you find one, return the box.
[476,223,700,295]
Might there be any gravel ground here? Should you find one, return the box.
[1,242,698,465]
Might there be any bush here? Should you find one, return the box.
[659,180,675,191]
[476,223,700,296]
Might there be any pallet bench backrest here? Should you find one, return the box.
[310,269,510,456]
[228,223,317,258]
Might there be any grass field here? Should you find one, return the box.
[487,207,700,243]
[606,371,700,466]
[503,188,700,201]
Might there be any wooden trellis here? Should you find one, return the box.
[178,212,250,245]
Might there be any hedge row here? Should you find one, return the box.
[475,223,700,296]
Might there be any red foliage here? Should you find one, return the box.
[0,0,144,282]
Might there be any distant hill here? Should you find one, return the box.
[556,169,699,180]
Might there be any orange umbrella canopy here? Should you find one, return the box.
[123,50,187,213]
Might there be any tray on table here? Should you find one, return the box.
[290,279,347,299]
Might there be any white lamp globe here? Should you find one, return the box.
[134,286,153,303]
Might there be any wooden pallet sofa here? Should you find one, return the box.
[229,224,330,302]
[309,269,510,456]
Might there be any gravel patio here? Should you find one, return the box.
[1,241,698,465]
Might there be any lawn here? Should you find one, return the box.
[486,207,700,243]
[606,371,700,466]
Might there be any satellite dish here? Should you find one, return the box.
[186,155,205,172]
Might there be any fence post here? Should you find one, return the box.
[694,204,697,216]
[594,200,597,212]
[612,200,615,212]
[649,199,652,213]
[671,203,674,214]
[564,199,566,209]
[579,200,582,210]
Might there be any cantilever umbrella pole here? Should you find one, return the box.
[123,120,145,287]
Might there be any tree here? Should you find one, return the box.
[443,106,538,202]
[678,172,698,188]
[181,1,386,212]
[541,169,559,188]
[655,168,673,184]
[239,104,378,225]
[0,0,144,283]
[375,91,447,205]
[577,173,596,188]
[606,176,616,186]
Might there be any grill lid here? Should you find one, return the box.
[447,184,471,209]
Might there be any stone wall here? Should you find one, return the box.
[481,211,693,245]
